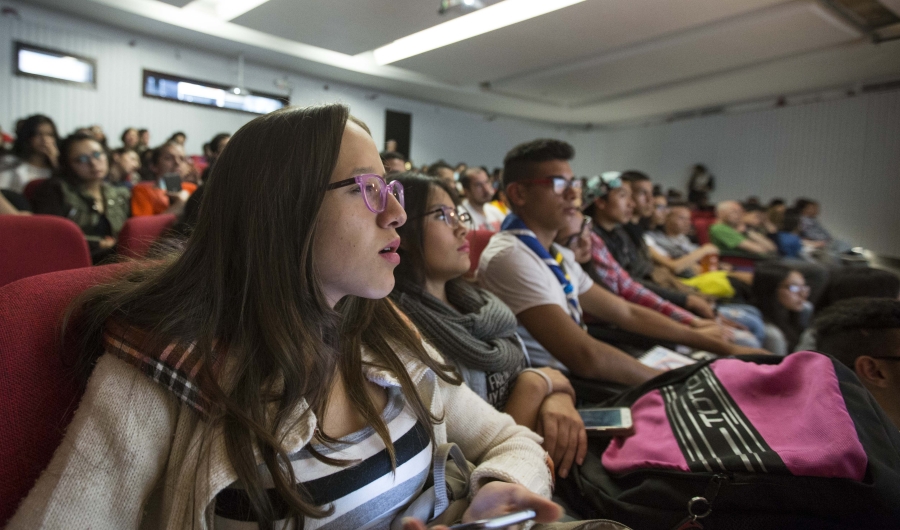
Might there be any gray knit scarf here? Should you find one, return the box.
[391,278,524,382]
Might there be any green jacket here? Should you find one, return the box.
[34,178,131,240]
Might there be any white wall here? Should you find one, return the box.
[0,1,563,168]
[3,1,898,256]
[569,91,900,257]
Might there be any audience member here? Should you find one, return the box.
[795,198,830,242]
[795,267,900,351]
[31,133,130,263]
[121,127,139,150]
[168,131,187,146]
[815,298,900,430]
[751,262,812,355]
[390,173,586,477]
[766,198,786,228]
[199,132,230,182]
[108,147,141,188]
[130,141,195,216]
[426,160,456,189]
[710,200,777,256]
[687,163,714,208]
[10,104,558,529]
[136,128,150,154]
[0,114,59,193]
[381,150,407,175]
[645,202,720,276]
[774,208,804,258]
[460,166,506,231]
[477,139,765,391]
[590,171,717,318]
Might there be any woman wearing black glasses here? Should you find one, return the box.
[751,262,814,355]
[32,132,130,263]
[389,172,588,480]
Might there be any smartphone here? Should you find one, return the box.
[448,509,536,529]
[577,407,634,436]
[161,173,183,192]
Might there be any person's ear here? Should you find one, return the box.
[856,356,891,389]
[505,183,527,208]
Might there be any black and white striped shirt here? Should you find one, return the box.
[214,386,432,529]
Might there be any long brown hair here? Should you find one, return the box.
[64,104,458,527]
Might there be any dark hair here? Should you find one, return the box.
[112,146,137,157]
[818,268,900,312]
[138,128,148,135]
[768,198,785,208]
[120,127,138,145]
[816,298,900,369]
[426,160,453,177]
[502,139,574,188]
[751,262,805,350]
[381,150,405,162]
[169,131,186,141]
[794,198,817,212]
[391,173,460,289]
[459,166,487,191]
[12,114,58,160]
[781,208,802,233]
[208,132,230,155]
[149,141,182,167]
[620,170,650,184]
[56,133,106,186]
[63,104,458,526]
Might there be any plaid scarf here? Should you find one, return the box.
[102,320,223,417]
[501,213,584,327]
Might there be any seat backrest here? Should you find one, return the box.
[22,178,48,204]
[117,213,177,259]
[0,264,128,523]
[692,217,715,245]
[465,229,496,277]
[0,215,92,288]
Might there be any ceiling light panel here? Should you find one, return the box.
[371,0,586,65]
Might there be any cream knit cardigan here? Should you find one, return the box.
[9,343,551,529]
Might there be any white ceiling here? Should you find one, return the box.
[20,0,900,126]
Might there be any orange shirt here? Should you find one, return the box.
[131,181,197,216]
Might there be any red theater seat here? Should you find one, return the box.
[692,217,715,245]
[0,215,92,288]
[22,178,48,205]
[465,229,495,277]
[0,264,128,523]
[117,213,177,259]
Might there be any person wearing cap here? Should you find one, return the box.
[476,139,769,396]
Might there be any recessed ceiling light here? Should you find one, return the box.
[372,0,585,65]
[182,0,271,21]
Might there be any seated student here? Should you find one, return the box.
[120,127,139,150]
[199,132,230,183]
[9,104,559,529]
[578,179,764,347]
[774,208,804,258]
[709,200,778,257]
[751,263,813,356]
[0,114,59,193]
[591,171,717,319]
[815,298,900,430]
[31,133,131,264]
[130,141,196,216]
[389,173,586,478]
[108,147,141,189]
[459,166,507,231]
[381,150,407,175]
[795,267,900,351]
[477,139,767,389]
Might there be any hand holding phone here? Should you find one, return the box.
[577,407,634,437]
[448,510,536,529]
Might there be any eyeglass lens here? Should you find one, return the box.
[75,151,105,164]
[552,178,583,195]
[361,175,404,213]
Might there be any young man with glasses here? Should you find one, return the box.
[816,298,900,430]
[477,139,768,393]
